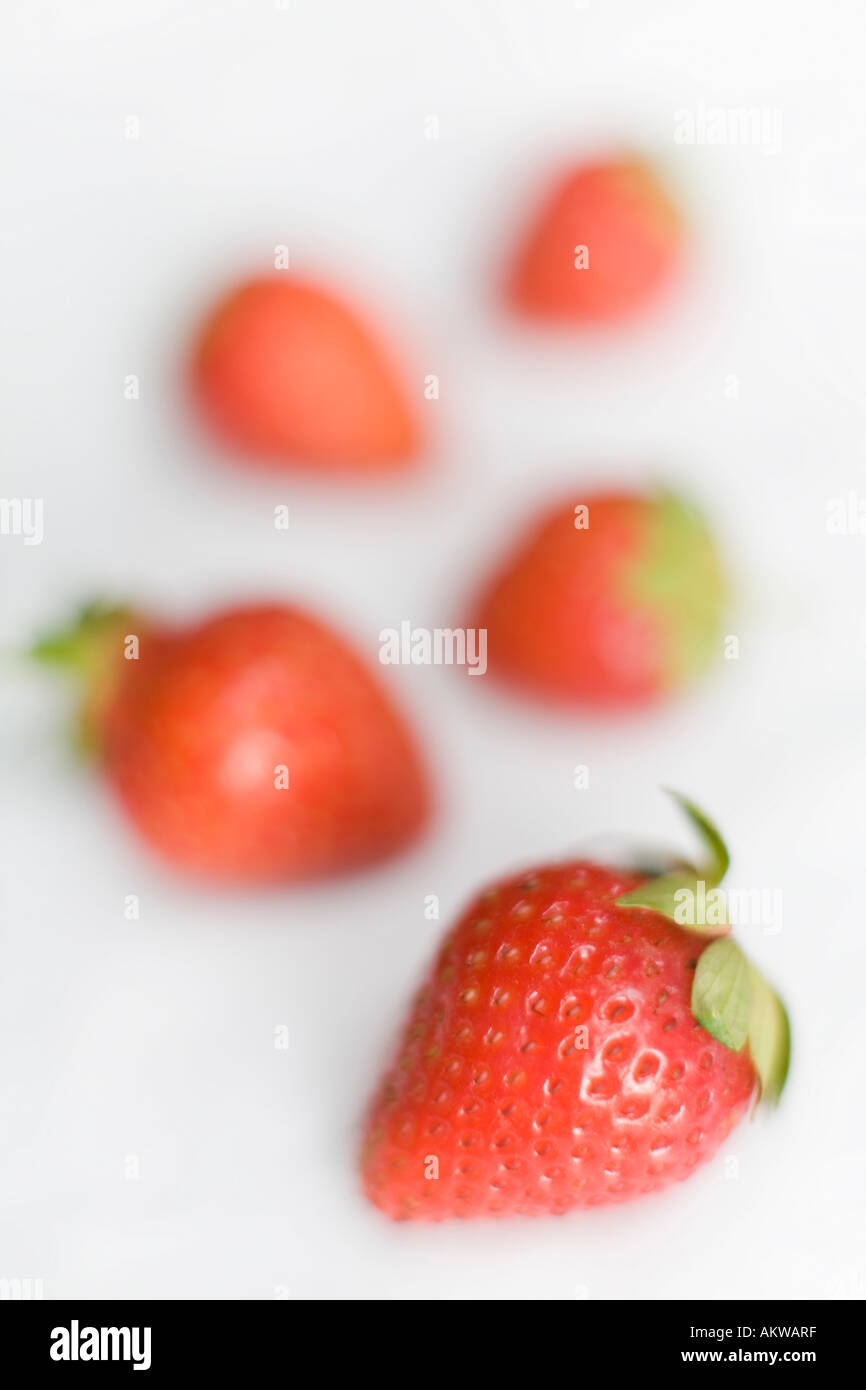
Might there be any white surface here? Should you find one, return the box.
[2,0,866,1300]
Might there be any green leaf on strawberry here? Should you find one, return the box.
[691,938,790,1104]
[690,937,750,1050]
[615,790,729,931]
[31,601,139,753]
[667,789,729,883]
[628,489,727,688]
[746,964,791,1105]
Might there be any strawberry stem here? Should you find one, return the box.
[32,601,140,752]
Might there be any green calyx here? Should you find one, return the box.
[622,488,726,689]
[615,791,790,1105]
[691,940,791,1105]
[32,601,140,752]
[690,937,750,1050]
[615,790,729,931]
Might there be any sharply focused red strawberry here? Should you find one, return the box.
[361,796,789,1221]
[471,488,725,708]
[191,276,420,472]
[506,155,682,322]
[34,602,430,882]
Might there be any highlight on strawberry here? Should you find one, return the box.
[33,601,431,883]
[191,274,421,473]
[361,793,789,1221]
[506,154,683,323]
[471,487,725,709]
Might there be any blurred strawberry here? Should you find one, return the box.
[361,795,789,1222]
[471,488,725,708]
[191,276,420,472]
[34,602,431,882]
[506,156,682,322]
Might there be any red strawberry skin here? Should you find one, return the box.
[191,277,419,472]
[362,862,755,1221]
[507,157,681,323]
[471,490,724,708]
[99,605,430,882]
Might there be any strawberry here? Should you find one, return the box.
[191,275,420,472]
[506,155,682,323]
[471,488,725,708]
[34,602,430,882]
[361,796,789,1221]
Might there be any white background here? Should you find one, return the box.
[2,0,866,1300]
